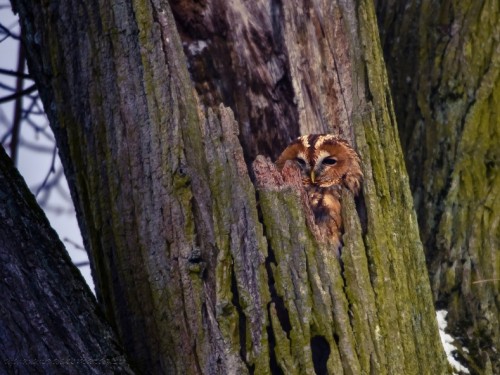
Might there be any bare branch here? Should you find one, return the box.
[63,237,86,251]
[35,145,57,197]
[0,81,16,91]
[0,127,11,144]
[0,67,32,79]
[9,41,26,164]
[54,179,74,203]
[0,22,20,41]
[73,261,90,268]
[0,84,36,104]
[18,138,55,153]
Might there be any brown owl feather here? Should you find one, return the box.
[276,134,363,245]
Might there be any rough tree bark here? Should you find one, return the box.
[0,146,134,374]
[11,0,450,374]
[376,1,499,373]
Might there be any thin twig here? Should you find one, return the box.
[73,261,90,268]
[0,68,31,79]
[36,145,58,196]
[40,203,74,215]
[9,41,26,164]
[0,23,20,41]
[55,180,74,204]
[64,237,85,251]
[0,127,11,144]
[0,84,36,104]
[18,138,56,153]
[0,81,16,91]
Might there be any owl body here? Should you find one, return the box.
[276,134,362,245]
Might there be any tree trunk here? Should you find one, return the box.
[376,1,499,373]
[0,146,134,374]
[11,0,449,373]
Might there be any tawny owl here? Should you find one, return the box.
[276,134,363,244]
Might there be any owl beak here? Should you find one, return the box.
[310,170,315,183]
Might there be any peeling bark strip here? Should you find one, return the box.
[0,147,134,374]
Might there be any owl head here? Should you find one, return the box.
[276,134,363,195]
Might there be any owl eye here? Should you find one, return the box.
[322,157,337,165]
[295,157,306,167]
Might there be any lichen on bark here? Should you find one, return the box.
[376,1,500,371]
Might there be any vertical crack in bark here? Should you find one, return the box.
[263,231,292,338]
[255,182,293,373]
[355,193,368,237]
[339,246,362,368]
[230,262,253,374]
[262,240,292,372]
[253,157,306,373]
[265,311,285,375]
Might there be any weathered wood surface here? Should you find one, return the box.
[376,1,499,372]
[12,0,450,373]
[0,146,134,374]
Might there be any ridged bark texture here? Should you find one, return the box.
[376,1,499,372]
[0,146,134,374]
[12,0,450,373]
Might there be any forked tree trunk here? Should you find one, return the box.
[376,1,499,373]
[11,0,449,373]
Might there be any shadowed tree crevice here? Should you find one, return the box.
[230,262,250,371]
[266,313,285,375]
[262,209,292,339]
[311,335,331,375]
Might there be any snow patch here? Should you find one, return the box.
[437,310,470,374]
